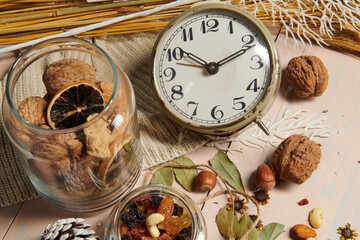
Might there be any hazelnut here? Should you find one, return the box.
[43,59,96,95]
[17,96,48,126]
[196,171,216,191]
[286,56,329,98]
[254,164,276,191]
[271,134,321,184]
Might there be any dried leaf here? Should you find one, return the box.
[215,206,238,238]
[150,167,173,186]
[258,223,285,240]
[172,157,198,192]
[209,151,244,192]
[235,213,259,240]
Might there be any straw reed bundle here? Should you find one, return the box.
[0,0,359,58]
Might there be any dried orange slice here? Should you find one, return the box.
[47,81,105,129]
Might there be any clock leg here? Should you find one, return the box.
[255,118,270,136]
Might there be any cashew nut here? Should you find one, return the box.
[309,207,324,229]
[306,238,317,240]
[146,213,165,238]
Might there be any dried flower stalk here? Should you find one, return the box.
[0,0,359,56]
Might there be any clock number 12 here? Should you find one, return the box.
[201,19,219,33]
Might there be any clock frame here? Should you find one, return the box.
[151,2,281,136]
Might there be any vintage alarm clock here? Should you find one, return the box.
[152,2,280,136]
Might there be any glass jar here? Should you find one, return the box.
[104,184,207,240]
[2,37,142,213]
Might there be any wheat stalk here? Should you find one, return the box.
[0,0,359,57]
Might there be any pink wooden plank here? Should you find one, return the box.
[228,34,360,239]
[0,203,22,239]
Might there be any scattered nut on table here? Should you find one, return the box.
[271,134,322,184]
[292,224,317,239]
[286,55,329,98]
[309,207,324,229]
[254,164,276,191]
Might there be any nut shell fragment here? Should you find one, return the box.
[84,114,112,159]
[96,81,114,105]
[286,56,329,98]
[271,134,321,184]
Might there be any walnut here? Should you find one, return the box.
[271,134,321,184]
[96,81,114,105]
[286,56,329,98]
[30,141,69,162]
[18,96,48,126]
[54,133,84,158]
[43,59,96,95]
[30,132,83,161]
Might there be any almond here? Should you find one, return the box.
[292,224,317,239]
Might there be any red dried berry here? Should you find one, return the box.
[135,195,152,211]
[159,233,172,240]
[298,198,309,206]
[126,222,147,235]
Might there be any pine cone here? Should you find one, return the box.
[39,218,99,240]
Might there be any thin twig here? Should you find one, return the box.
[0,0,199,53]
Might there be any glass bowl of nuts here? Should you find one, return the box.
[104,184,207,240]
[2,37,142,213]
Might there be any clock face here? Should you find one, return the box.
[153,4,279,135]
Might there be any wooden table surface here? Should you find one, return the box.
[0,26,359,240]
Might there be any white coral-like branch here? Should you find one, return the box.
[234,0,360,46]
[206,108,331,152]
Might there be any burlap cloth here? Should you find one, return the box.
[0,32,207,207]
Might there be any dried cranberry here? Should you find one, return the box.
[135,195,152,210]
[121,208,146,229]
[298,198,309,206]
[126,222,147,235]
[172,203,184,217]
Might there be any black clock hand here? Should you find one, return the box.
[182,50,208,66]
[217,45,255,66]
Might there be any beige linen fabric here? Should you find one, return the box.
[0,32,207,207]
